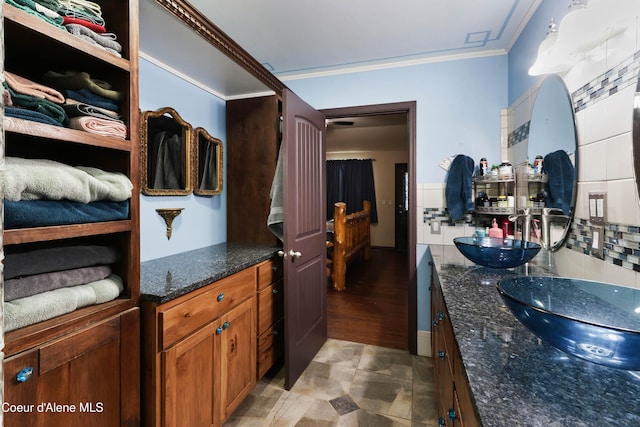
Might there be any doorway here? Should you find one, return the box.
[395,163,409,251]
[321,101,417,354]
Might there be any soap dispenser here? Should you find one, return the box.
[489,218,504,238]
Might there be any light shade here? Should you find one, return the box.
[528,0,640,77]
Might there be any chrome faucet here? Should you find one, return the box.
[540,207,570,250]
[508,208,532,242]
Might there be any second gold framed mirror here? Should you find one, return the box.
[193,127,223,196]
[140,107,192,196]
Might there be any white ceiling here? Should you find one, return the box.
[139,0,543,98]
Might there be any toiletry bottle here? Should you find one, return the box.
[534,155,544,174]
[532,219,541,243]
[480,158,489,176]
[501,217,511,239]
[489,218,504,238]
[507,192,515,208]
[498,160,513,179]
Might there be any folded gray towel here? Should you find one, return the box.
[2,157,133,203]
[65,23,122,56]
[4,265,112,301]
[4,274,124,331]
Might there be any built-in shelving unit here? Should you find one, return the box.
[3,2,141,424]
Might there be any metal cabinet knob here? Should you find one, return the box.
[217,293,224,302]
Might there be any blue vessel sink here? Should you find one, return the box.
[453,237,541,269]
[497,276,640,370]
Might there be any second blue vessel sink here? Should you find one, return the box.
[497,276,640,370]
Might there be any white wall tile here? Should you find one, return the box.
[424,185,445,208]
[607,178,637,224]
[442,224,462,246]
[605,260,636,288]
[606,132,634,181]
[582,253,607,283]
[578,140,608,182]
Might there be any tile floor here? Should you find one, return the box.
[223,339,439,426]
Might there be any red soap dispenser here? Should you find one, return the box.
[501,217,511,238]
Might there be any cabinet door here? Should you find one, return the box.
[219,297,256,423]
[162,321,219,427]
[257,278,284,334]
[4,310,139,427]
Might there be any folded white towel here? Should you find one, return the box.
[2,157,133,203]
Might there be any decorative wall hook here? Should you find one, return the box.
[156,208,185,239]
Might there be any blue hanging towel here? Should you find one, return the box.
[544,150,574,215]
[445,154,475,221]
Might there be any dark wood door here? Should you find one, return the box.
[395,163,409,251]
[282,89,327,389]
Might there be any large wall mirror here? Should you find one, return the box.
[633,74,640,206]
[528,74,579,251]
[140,107,193,196]
[192,127,223,196]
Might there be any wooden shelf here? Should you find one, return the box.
[4,117,133,152]
[4,4,131,71]
[4,298,136,357]
[4,220,133,245]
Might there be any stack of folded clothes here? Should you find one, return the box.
[3,71,68,127]
[4,69,127,138]
[7,0,123,57]
[3,245,124,331]
[44,69,127,139]
[2,156,133,229]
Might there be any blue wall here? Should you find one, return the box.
[286,55,508,184]
[139,58,227,262]
[508,0,570,104]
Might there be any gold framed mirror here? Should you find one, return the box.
[140,107,192,196]
[192,127,223,196]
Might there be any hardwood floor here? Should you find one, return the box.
[327,247,409,350]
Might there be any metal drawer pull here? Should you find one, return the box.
[217,293,224,302]
[438,350,445,360]
[216,326,223,335]
[273,289,279,295]
[223,321,230,329]
[17,367,34,383]
[272,330,279,336]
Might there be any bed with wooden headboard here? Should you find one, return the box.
[327,200,371,291]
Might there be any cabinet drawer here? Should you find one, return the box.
[257,319,284,379]
[160,268,255,349]
[257,279,284,334]
[257,258,283,291]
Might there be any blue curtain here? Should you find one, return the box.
[326,159,378,223]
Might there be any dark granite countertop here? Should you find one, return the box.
[140,242,280,303]
[430,245,640,427]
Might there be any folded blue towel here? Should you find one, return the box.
[445,154,475,221]
[543,150,574,215]
[4,199,129,229]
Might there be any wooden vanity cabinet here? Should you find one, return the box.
[3,308,140,427]
[142,267,257,427]
[431,275,480,427]
[256,258,284,379]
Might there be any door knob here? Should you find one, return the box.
[289,249,302,259]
